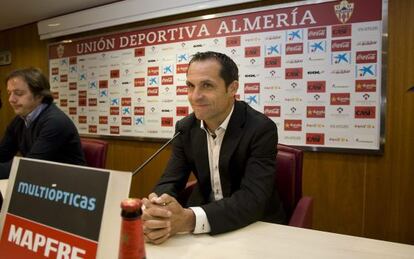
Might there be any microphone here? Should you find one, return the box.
[132,130,182,176]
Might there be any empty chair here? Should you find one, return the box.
[80,138,108,169]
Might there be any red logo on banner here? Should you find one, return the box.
[52,92,59,100]
[264,106,281,117]
[244,83,260,94]
[147,66,159,76]
[161,117,174,127]
[284,119,302,131]
[355,80,376,92]
[307,81,326,93]
[69,107,77,115]
[122,117,132,125]
[306,133,325,145]
[356,50,377,63]
[331,39,351,51]
[99,80,108,88]
[110,69,120,78]
[69,82,77,90]
[89,125,97,133]
[110,126,120,134]
[176,64,189,74]
[332,24,352,37]
[60,99,67,107]
[78,91,87,98]
[78,98,87,107]
[121,98,131,106]
[51,67,59,75]
[285,43,303,55]
[176,86,188,95]
[60,74,68,82]
[147,87,159,96]
[110,107,119,115]
[162,76,174,85]
[88,98,97,106]
[226,36,241,47]
[99,116,108,124]
[176,106,189,116]
[69,57,77,65]
[331,93,350,105]
[264,57,281,68]
[79,116,87,124]
[135,47,145,57]
[308,27,327,39]
[285,68,303,79]
[307,106,326,118]
[134,78,145,87]
[134,106,145,115]
[355,106,376,119]
[245,46,261,57]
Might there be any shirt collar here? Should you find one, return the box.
[22,103,48,127]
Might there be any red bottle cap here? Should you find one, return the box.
[121,198,142,213]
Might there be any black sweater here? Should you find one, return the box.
[0,103,85,178]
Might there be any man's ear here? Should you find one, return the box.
[229,80,239,96]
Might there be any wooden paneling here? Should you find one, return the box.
[0,0,413,245]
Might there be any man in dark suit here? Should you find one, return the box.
[142,51,285,244]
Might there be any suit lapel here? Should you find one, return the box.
[219,101,246,197]
[191,123,212,197]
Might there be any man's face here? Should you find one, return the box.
[186,59,238,129]
[7,77,42,116]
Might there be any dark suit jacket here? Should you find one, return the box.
[154,101,286,235]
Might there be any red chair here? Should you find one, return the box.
[276,145,313,228]
[80,138,108,169]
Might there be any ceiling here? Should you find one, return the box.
[0,0,120,32]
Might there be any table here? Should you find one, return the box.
[146,221,414,259]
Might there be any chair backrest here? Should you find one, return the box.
[80,138,108,169]
[277,144,303,203]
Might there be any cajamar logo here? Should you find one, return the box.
[334,0,354,24]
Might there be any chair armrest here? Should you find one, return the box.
[288,196,313,229]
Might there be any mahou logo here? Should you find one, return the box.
[265,57,281,68]
[355,106,376,119]
[356,50,377,64]
[162,75,174,85]
[285,68,303,79]
[245,46,261,57]
[307,106,326,118]
[264,106,281,117]
[176,86,188,95]
[78,116,87,124]
[355,80,376,92]
[226,36,241,47]
[161,117,174,127]
[332,24,352,37]
[134,106,145,115]
[244,83,260,94]
[331,39,351,51]
[285,43,303,55]
[99,116,108,124]
[307,81,326,93]
[121,98,131,106]
[331,93,350,105]
[134,78,145,87]
[110,126,120,134]
[147,66,159,76]
[110,69,120,78]
[176,64,188,74]
[88,125,97,133]
[308,27,327,39]
[122,117,132,125]
[284,119,302,131]
[147,87,159,96]
[176,106,189,116]
[306,133,325,145]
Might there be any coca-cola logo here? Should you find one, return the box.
[60,74,68,82]
[60,99,67,107]
[135,47,145,57]
[162,76,173,85]
[88,125,97,133]
[88,98,97,106]
[122,117,132,125]
[99,80,108,88]
[110,126,120,134]
[69,107,77,115]
[332,24,352,37]
[110,107,119,115]
[78,91,87,98]
[147,87,159,96]
[69,82,77,90]
[356,50,377,63]
[285,43,303,55]
[264,106,281,117]
[134,106,145,115]
[176,106,189,116]
[99,116,108,124]
[176,86,188,95]
[78,116,87,124]
[161,117,173,127]
[331,39,351,51]
[308,27,327,39]
[110,69,120,78]
[244,83,260,94]
[69,57,77,65]
[51,67,59,75]
[176,64,188,74]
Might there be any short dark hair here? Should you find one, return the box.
[188,51,239,87]
[5,67,53,104]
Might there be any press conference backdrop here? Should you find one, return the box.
[48,0,386,152]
